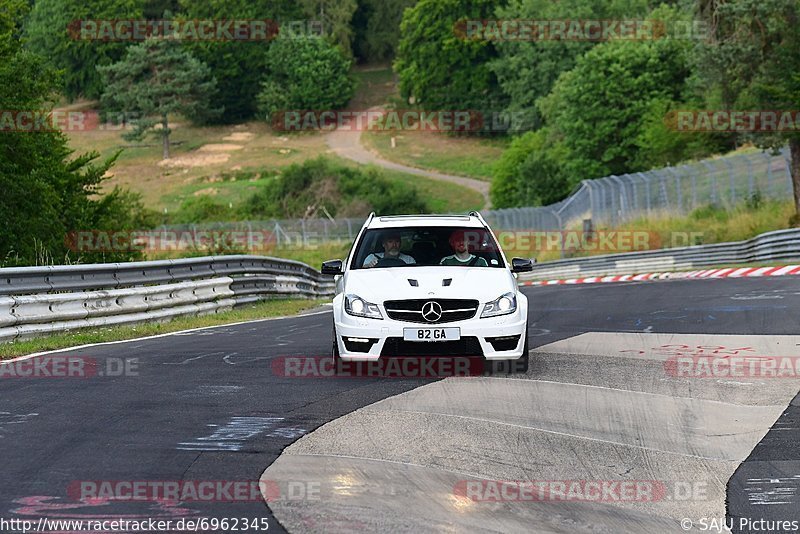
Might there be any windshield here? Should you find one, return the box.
[350,226,505,269]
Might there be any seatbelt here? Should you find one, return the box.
[467,255,480,267]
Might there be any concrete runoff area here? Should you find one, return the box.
[263,333,800,533]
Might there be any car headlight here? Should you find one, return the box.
[344,294,383,320]
[481,292,517,318]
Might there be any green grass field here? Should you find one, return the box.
[362,130,508,181]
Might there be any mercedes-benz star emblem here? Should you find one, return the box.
[421,301,442,322]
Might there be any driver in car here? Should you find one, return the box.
[440,229,488,267]
[363,232,416,267]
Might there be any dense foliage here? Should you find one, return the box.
[24,0,144,100]
[488,4,734,207]
[240,157,428,220]
[395,0,505,110]
[0,1,153,265]
[256,37,354,120]
[5,0,800,267]
[490,0,651,131]
[694,0,800,219]
[353,0,416,63]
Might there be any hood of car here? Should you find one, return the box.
[343,266,517,304]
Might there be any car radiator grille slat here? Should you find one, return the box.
[383,299,479,324]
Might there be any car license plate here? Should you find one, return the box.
[403,327,460,342]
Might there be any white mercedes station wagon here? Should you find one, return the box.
[321,212,533,373]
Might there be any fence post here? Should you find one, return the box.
[723,158,736,206]
[609,175,625,223]
[637,172,651,215]
[702,161,717,205]
[763,151,773,197]
[745,154,754,198]
[584,180,596,223]
[666,167,683,213]
[687,165,697,209]
[654,170,670,210]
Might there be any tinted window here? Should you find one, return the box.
[350,227,505,269]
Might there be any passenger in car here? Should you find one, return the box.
[363,232,416,267]
[440,229,488,267]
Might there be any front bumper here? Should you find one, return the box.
[332,294,528,361]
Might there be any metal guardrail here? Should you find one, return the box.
[0,256,334,343]
[518,228,800,280]
[3,227,796,341]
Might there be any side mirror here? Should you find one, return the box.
[511,257,533,273]
[321,259,343,275]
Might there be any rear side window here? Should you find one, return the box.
[350,227,505,269]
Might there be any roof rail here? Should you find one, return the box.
[377,214,470,221]
[469,210,489,226]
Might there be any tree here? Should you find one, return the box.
[257,37,354,120]
[352,0,416,63]
[491,0,651,131]
[0,1,153,265]
[490,129,569,208]
[696,0,800,221]
[299,0,358,57]
[24,0,144,100]
[98,37,218,160]
[179,0,304,122]
[539,6,693,182]
[141,0,331,125]
[395,0,505,110]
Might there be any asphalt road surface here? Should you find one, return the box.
[0,276,798,533]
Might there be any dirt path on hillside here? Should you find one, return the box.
[325,110,491,209]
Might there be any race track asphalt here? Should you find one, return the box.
[0,276,797,533]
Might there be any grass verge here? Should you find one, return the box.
[361,130,508,181]
[0,298,326,360]
[528,199,796,263]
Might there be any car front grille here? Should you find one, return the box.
[383,299,479,324]
[380,336,483,357]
